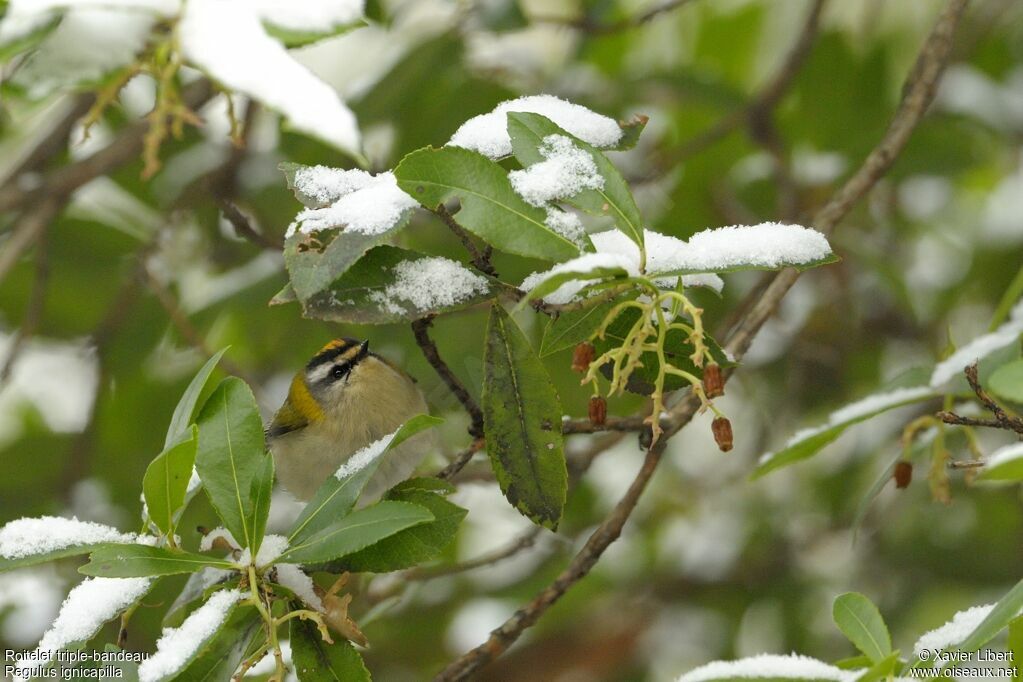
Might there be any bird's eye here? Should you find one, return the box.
[332,366,346,379]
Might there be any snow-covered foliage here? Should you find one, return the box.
[287,168,417,236]
[677,653,860,682]
[0,0,367,154]
[16,577,152,676]
[509,134,604,207]
[914,603,995,656]
[0,516,150,560]
[449,95,624,160]
[367,257,490,316]
[138,588,245,682]
[929,309,1023,386]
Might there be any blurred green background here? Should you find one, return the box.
[1,0,1022,679]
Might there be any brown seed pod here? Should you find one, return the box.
[588,396,607,426]
[703,363,724,398]
[894,461,913,489]
[572,342,595,373]
[712,417,733,452]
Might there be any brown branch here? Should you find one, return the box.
[937,363,1023,435]
[534,0,698,35]
[0,80,213,216]
[0,94,94,193]
[659,0,826,168]
[434,2,968,678]
[217,198,284,251]
[0,197,66,287]
[408,527,542,581]
[412,316,485,438]
[436,439,486,480]
[434,205,496,276]
[0,222,51,385]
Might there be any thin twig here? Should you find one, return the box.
[0,197,65,287]
[434,2,968,678]
[434,205,496,276]
[659,0,826,168]
[0,222,51,385]
[534,0,698,35]
[0,93,94,193]
[0,80,213,215]
[412,316,485,438]
[436,439,486,480]
[408,527,542,581]
[217,198,284,251]
[937,363,1023,435]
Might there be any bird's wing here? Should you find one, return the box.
[266,401,308,439]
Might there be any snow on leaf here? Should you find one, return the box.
[178,2,362,157]
[287,168,418,236]
[656,223,836,275]
[979,442,1023,481]
[253,0,363,33]
[15,577,152,677]
[449,95,624,160]
[521,228,724,305]
[914,603,996,656]
[9,7,158,97]
[677,653,860,682]
[929,314,1023,387]
[508,134,604,207]
[275,565,324,611]
[544,207,586,245]
[366,256,491,317]
[0,516,148,561]
[138,588,245,682]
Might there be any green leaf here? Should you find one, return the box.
[79,545,234,578]
[853,652,900,682]
[1008,615,1023,680]
[166,349,227,449]
[0,13,60,62]
[195,378,268,551]
[288,414,443,544]
[482,304,567,529]
[977,444,1023,481]
[284,221,413,304]
[171,602,260,682]
[833,592,892,663]
[336,486,466,573]
[299,245,496,324]
[540,295,631,357]
[609,114,649,151]
[0,540,140,573]
[144,426,198,537]
[519,260,631,306]
[989,359,1023,403]
[278,501,434,565]
[753,387,937,479]
[290,611,371,682]
[590,305,735,396]
[507,112,644,252]
[394,146,580,261]
[957,577,1023,652]
[249,453,275,557]
[262,18,366,48]
[388,476,456,495]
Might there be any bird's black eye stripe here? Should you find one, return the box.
[331,363,350,380]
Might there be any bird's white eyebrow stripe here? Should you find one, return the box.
[307,362,335,384]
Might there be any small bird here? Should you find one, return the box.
[267,338,432,502]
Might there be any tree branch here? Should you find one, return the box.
[533,0,698,35]
[0,197,66,287]
[412,316,485,439]
[433,205,496,276]
[938,362,1023,435]
[434,1,968,677]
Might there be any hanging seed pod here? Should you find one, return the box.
[572,342,595,373]
[894,461,913,489]
[703,363,724,398]
[712,417,733,452]
[588,396,607,426]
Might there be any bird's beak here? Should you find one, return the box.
[358,340,369,359]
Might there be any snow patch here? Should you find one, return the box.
[985,442,1023,470]
[288,169,416,236]
[368,257,490,316]
[449,95,623,160]
[0,516,146,560]
[139,589,245,682]
[17,577,152,675]
[335,428,399,480]
[677,653,858,682]
[275,565,323,611]
[509,134,603,207]
[930,314,1023,387]
[914,603,995,656]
